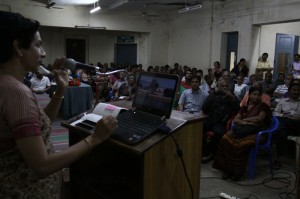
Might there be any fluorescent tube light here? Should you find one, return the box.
[75,25,106,30]
[90,6,101,13]
[178,4,202,13]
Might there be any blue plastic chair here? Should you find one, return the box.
[248,116,279,180]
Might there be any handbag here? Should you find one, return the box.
[232,124,262,138]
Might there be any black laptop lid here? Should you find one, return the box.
[132,72,179,119]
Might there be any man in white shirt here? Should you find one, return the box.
[256,52,273,81]
[30,71,51,94]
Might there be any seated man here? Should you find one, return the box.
[273,74,294,106]
[261,72,275,97]
[173,68,193,109]
[178,76,208,113]
[273,83,300,158]
[30,71,52,96]
[201,78,240,163]
[233,74,248,101]
[111,71,128,100]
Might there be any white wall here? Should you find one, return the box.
[168,0,300,73]
[0,0,170,68]
[2,0,300,74]
[39,27,151,67]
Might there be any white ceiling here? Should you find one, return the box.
[30,0,203,12]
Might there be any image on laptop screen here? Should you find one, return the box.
[132,72,179,119]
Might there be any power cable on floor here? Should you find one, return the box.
[200,170,298,199]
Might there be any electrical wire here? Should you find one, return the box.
[200,170,298,199]
[170,134,194,199]
[278,168,299,199]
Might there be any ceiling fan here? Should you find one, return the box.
[29,0,63,9]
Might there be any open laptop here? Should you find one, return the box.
[111,72,179,145]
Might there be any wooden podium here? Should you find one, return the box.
[62,101,204,199]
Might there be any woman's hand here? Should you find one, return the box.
[91,116,118,146]
[51,57,69,94]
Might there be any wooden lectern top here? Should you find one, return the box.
[62,100,205,155]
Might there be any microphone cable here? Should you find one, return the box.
[170,134,194,199]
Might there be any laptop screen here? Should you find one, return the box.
[132,72,179,119]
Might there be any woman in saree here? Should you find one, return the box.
[212,86,272,180]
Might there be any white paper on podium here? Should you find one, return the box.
[70,103,124,126]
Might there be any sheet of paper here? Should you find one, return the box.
[92,103,123,118]
[70,113,103,126]
[70,103,124,127]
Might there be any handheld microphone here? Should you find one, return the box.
[65,58,99,72]
[65,59,129,76]
[37,58,99,75]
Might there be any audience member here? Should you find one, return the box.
[273,72,285,89]
[234,74,248,101]
[256,52,273,81]
[273,83,300,158]
[123,73,137,100]
[260,72,275,97]
[211,61,222,78]
[212,86,272,181]
[30,71,52,96]
[221,70,235,93]
[231,58,249,78]
[273,74,294,103]
[289,53,300,79]
[247,74,257,87]
[240,82,271,107]
[172,68,192,109]
[111,71,128,100]
[0,11,117,198]
[178,76,208,113]
[201,79,240,163]
[209,68,223,92]
[79,68,90,84]
[204,68,214,87]
[196,69,209,94]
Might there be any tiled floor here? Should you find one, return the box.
[200,152,298,199]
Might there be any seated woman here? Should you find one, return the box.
[114,73,137,100]
[240,82,271,107]
[212,86,272,181]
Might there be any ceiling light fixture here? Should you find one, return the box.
[90,1,101,13]
[178,4,202,14]
[75,25,106,30]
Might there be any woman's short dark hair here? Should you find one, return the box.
[249,86,262,95]
[0,11,40,64]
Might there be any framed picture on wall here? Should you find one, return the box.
[65,38,86,63]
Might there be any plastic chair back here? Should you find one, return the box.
[248,116,279,180]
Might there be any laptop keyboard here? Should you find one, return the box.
[116,110,164,140]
